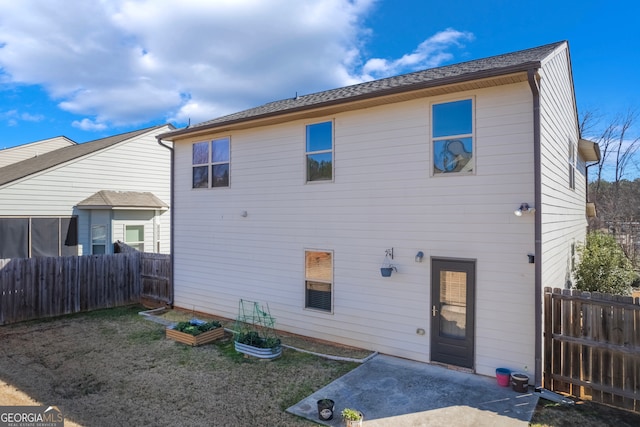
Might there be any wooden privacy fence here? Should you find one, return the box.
[0,252,171,325]
[544,287,640,413]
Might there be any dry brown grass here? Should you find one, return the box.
[3,305,638,426]
[531,399,640,427]
[0,305,361,426]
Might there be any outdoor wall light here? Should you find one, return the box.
[514,203,534,216]
[415,251,424,263]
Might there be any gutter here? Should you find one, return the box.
[527,69,543,387]
[157,137,175,307]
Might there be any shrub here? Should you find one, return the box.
[574,232,636,295]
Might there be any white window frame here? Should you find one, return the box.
[304,249,334,313]
[91,225,107,255]
[191,137,231,189]
[431,98,475,176]
[125,225,145,252]
[305,120,334,183]
[568,138,576,190]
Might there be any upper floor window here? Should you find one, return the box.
[432,99,474,175]
[306,121,333,182]
[192,137,230,188]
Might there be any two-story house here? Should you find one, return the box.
[158,41,599,384]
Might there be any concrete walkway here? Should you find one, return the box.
[287,355,539,426]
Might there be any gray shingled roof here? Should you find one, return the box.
[0,124,172,187]
[161,41,565,139]
[76,190,168,209]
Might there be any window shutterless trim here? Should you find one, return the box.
[430,97,475,176]
[305,120,334,184]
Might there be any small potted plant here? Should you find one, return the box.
[341,408,363,427]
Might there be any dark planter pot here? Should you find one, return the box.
[317,399,335,421]
[380,267,394,277]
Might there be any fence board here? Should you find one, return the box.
[0,252,170,325]
[544,287,640,413]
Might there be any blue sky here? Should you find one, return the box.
[1,0,638,171]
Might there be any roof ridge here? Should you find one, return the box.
[162,41,566,140]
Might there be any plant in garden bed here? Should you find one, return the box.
[235,330,281,349]
[232,299,282,359]
[173,320,221,336]
[166,319,224,346]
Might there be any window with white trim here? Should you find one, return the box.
[125,225,144,252]
[91,225,107,254]
[568,138,576,190]
[432,99,474,174]
[192,137,230,188]
[306,121,333,182]
[305,250,333,312]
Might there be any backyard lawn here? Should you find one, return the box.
[1,305,639,426]
[0,305,360,426]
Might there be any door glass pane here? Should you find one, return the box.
[439,270,467,338]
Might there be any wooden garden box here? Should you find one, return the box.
[166,326,224,346]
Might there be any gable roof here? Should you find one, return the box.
[160,41,566,141]
[0,136,77,168]
[76,190,168,210]
[0,124,173,187]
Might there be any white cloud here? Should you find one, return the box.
[360,28,475,80]
[72,118,108,131]
[0,0,474,129]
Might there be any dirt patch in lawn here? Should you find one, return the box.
[0,306,362,426]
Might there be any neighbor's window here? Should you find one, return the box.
[432,99,474,174]
[91,225,107,254]
[306,121,333,182]
[192,137,230,188]
[568,138,576,190]
[125,225,145,252]
[305,250,333,312]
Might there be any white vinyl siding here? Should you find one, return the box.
[0,137,75,168]
[538,47,588,290]
[171,80,539,378]
[0,127,172,255]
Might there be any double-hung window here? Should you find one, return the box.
[192,137,230,188]
[432,99,474,175]
[91,225,107,254]
[305,250,333,312]
[306,121,333,182]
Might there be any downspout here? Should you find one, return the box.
[157,137,174,307]
[528,68,543,387]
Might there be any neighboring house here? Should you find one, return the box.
[0,125,173,258]
[158,41,600,384]
[0,136,76,168]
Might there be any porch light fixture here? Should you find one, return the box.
[514,203,534,216]
[415,251,424,263]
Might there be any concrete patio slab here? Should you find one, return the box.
[287,354,538,426]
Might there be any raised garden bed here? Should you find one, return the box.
[166,320,224,346]
[234,340,282,359]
